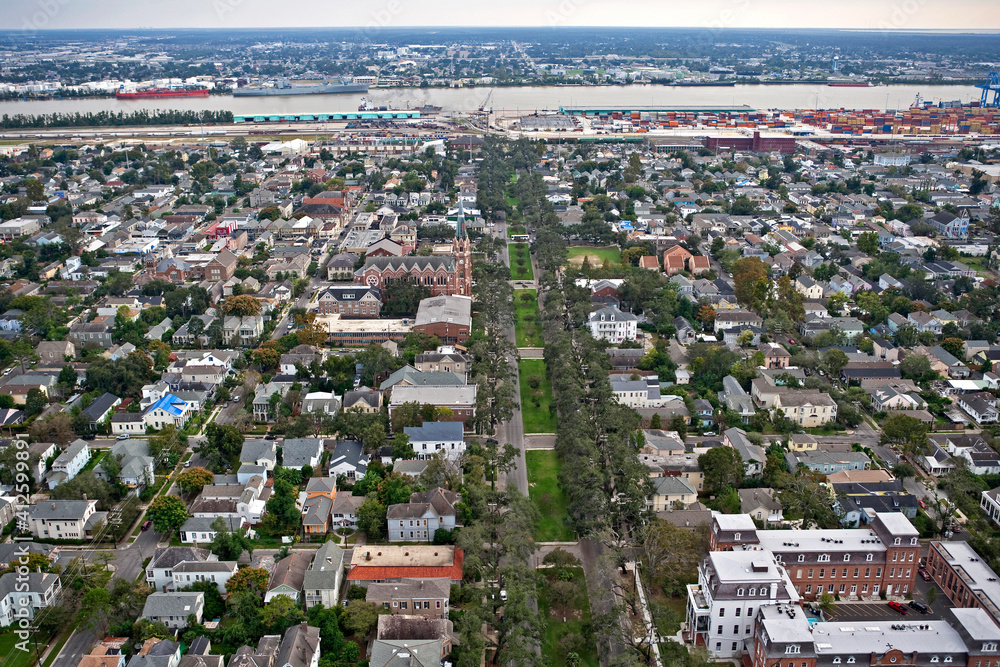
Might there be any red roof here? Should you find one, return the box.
[638,256,659,269]
[347,548,464,582]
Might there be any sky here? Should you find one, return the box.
[4,0,999,32]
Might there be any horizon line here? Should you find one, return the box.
[5,26,1000,34]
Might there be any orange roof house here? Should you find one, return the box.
[346,546,463,584]
[638,256,659,271]
[663,245,693,275]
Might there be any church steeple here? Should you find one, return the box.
[453,196,472,296]
[456,197,467,241]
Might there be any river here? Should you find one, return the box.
[0,84,980,117]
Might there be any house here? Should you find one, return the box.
[125,639,181,667]
[282,438,323,470]
[171,560,237,594]
[587,305,638,343]
[145,546,215,592]
[96,439,154,489]
[346,545,464,587]
[143,394,192,431]
[663,245,693,275]
[204,250,239,282]
[718,376,755,424]
[81,392,121,429]
[713,310,763,334]
[178,516,248,544]
[77,645,126,667]
[795,276,825,300]
[228,635,282,667]
[759,343,790,369]
[929,345,971,379]
[610,376,665,409]
[240,439,278,471]
[723,427,766,476]
[981,486,1000,527]
[331,491,365,531]
[738,488,783,523]
[674,317,696,345]
[265,552,313,603]
[786,449,871,474]
[648,476,697,511]
[275,623,320,667]
[342,387,381,414]
[49,439,91,488]
[36,340,74,363]
[26,499,107,539]
[389,385,477,424]
[414,346,472,374]
[367,578,451,618]
[301,477,337,536]
[68,320,114,349]
[140,592,204,630]
[328,440,369,480]
[387,488,460,542]
[0,572,61,627]
[403,421,465,461]
[958,392,999,424]
[303,541,345,609]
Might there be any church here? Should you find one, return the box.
[354,202,473,297]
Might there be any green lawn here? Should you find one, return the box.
[514,289,544,348]
[526,450,573,542]
[510,243,533,281]
[537,566,598,667]
[0,631,38,667]
[80,450,106,473]
[566,246,621,267]
[519,359,556,433]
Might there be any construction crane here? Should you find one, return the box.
[478,89,494,113]
[977,72,1000,108]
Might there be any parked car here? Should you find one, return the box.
[183,461,191,468]
[82,434,96,440]
[887,601,909,615]
[918,567,931,581]
[919,499,926,509]
[141,520,153,531]
[908,601,930,614]
[116,434,130,440]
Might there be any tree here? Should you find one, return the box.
[262,478,300,536]
[940,337,965,361]
[857,231,879,256]
[341,600,379,637]
[297,322,327,347]
[177,466,214,494]
[899,354,934,381]
[253,340,284,371]
[25,387,48,417]
[391,432,415,460]
[260,594,306,635]
[221,295,262,317]
[225,567,270,597]
[732,257,769,309]
[880,413,930,457]
[146,495,189,533]
[357,497,387,540]
[822,349,849,378]
[698,446,745,495]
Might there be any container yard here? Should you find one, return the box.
[794,105,1000,136]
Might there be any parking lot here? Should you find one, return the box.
[826,576,954,622]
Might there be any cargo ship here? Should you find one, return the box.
[116,87,210,99]
[828,82,874,87]
[234,78,368,97]
[359,98,396,111]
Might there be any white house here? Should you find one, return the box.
[48,439,91,488]
[387,488,459,543]
[587,305,638,343]
[141,592,204,630]
[403,421,465,461]
[25,499,106,540]
[146,546,216,593]
[303,541,345,609]
[0,572,61,627]
[171,560,238,594]
[143,394,193,431]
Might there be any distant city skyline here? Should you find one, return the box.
[2,0,999,32]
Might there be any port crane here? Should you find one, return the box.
[977,72,1000,108]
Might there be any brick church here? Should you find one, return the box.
[354,201,473,297]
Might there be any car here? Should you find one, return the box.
[908,600,930,614]
[82,434,96,440]
[116,434,130,440]
[184,461,192,468]
[887,601,909,615]
[919,568,931,581]
[265,434,277,440]
[141,520,153,531]
[703,432,716,437]
[500,589,508,602]
[919,499,926,509]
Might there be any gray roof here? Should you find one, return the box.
[141,592,204,618]
[414,295,472,328]
[379,368,466,391]
[367,577,450,602]
[281,438,323,468]
[330,440,367,473]
[180,516,244,534]
[275,623,320,667]
[149,546,213,570]
[370,639,442,667]
[403,421,464,443]
[240,439,277,463]
[302,541,344,591]
[27,499,94,520]
[652,476,696,496]
[53,440,89,467]
[81,392,119,421]
[0,571,59,598]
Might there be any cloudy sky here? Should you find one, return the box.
[4,0,999,31]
